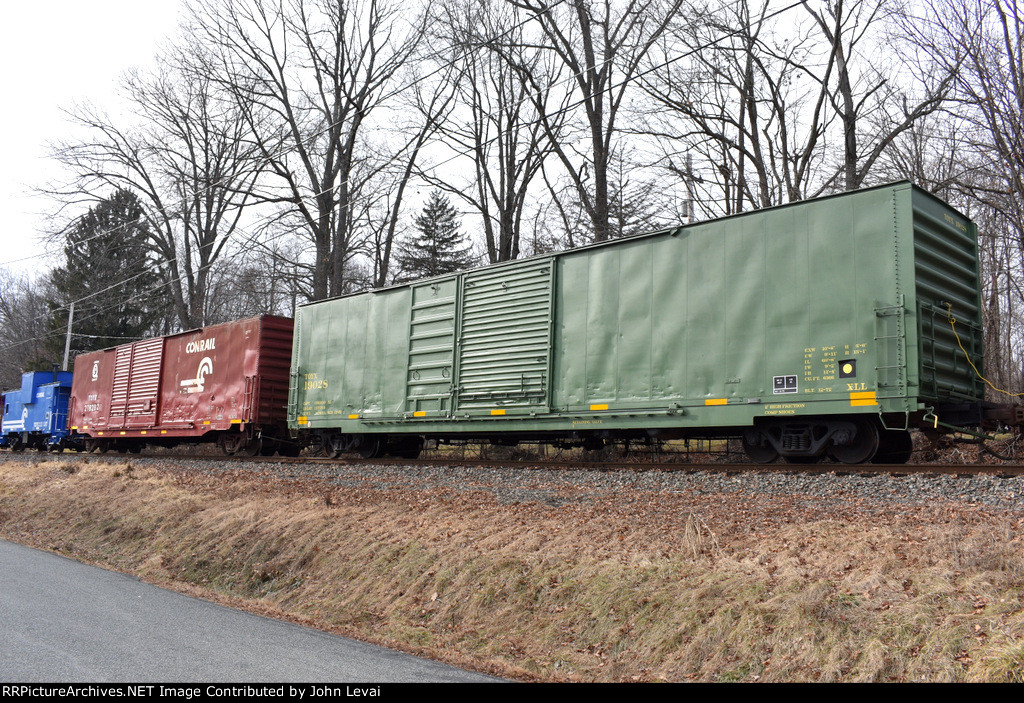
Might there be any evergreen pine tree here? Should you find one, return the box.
[46,189,167,361]
[396,191,475,282]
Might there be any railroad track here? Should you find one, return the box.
[8,449,1024,478]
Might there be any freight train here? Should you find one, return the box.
[3,181,1016,464]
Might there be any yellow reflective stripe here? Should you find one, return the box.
[297,416,308,425]
[705,398,728,406]
[491,409,506,416]
[349,414,360,419]
[850,391,878,406]
[413,411,426,417]
[590,404,609,411]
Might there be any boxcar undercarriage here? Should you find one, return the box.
[305,413,931,464]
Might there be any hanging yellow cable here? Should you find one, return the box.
[945,302,1024,398]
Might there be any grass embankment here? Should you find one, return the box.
[1,457,1022,682]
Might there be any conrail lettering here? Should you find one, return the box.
[186,338,217,354]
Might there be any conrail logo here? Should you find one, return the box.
[186,338,216,354]
[180,357,214,394]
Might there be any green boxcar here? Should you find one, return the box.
[288,182,985,463]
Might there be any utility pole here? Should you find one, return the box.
[62,302,74,371]
[685,153,693,222]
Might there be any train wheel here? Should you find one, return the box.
[873,430,913,464]
[219,434,244,456]
[742,431,778,463]
[318,437,341,459]
[357,436,385,459]
[237,438,262,457]
[828,419,880,464]
[85,439,109,454]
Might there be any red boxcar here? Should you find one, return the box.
[69,315,295,455]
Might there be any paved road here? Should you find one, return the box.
[0,540,498,682]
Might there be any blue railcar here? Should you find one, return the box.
[1,371,79,451]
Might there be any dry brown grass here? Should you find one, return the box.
[0,457,1022,682]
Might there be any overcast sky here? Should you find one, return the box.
[0,1,183,278]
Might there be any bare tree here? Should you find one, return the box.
[639,0,954,218]
[509,0,686,242]
[910,0,1024,393]
[421,0,564,262]
[639,0,832,214]
[192,0,426,300]
[203,237,304,322]
[0,272,56,386]
[49,43,264,329]
[874,112,972,197]
[361,61,460,286]
[802,0,953,192]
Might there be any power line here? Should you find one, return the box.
[0,0,571,271]
[7,0,804,343]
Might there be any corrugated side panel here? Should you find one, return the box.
[913,195,985,402]
[457,259,552,410]
[110,346,132,426]
[125,338,163,427]
[108,338,163,428]
[406,280,457,413]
